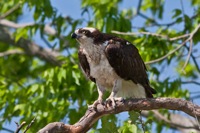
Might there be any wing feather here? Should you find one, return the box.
[105,39,156,97]
[78,48,96,82]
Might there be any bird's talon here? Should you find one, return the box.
[105,97,123,108]
[88,99,104,109]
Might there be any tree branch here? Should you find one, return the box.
[0,19,71,49]
[0,49,24,57]
[182,39,193,72]
[15,121,26,133]
[142,110,200,133]
[2,127,14,133]
[38,98,200,133]
[0,26,62,66]
[112,23,200,65]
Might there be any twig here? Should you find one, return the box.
[23,117,36,133]
[182,39,193,72]
[15,121,26,133]
[0,4,20,19]
[2,127,14,133]
[180,0,185,23]
[184,44,200,73]
[169,33,190,41]
[145,23,200,64]
[139,111,145,133]
[182,81,200,86]
[138,12,177,27]
[112,30,190,41]
[136,0,143,15]
[15,122,19,127]
[192,94,200,99]
[0,19,34,28]
[142,110,200,130]
[0,49,24,57]
[145,38,189,64]
[0,19,57,36]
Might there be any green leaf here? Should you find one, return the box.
[72,71,80,85]
[172,9,182,18]
[118,121,138,133]
[14,28,29,42]
[128,111,140,124]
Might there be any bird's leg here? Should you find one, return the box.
[106,79,123,108]
[88,84,105,109]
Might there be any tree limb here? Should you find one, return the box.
[0,26,62,66]
[112,23,200,65]
[0,49,24,57]
[38,98,200,133]
[142,110,200,133]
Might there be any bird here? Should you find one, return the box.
[71,27,156,108]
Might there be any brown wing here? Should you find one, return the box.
[105,40,156,98]
[78,48,96,83]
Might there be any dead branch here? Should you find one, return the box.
[38,98,200,133]
[24,117,36,133]
[14,118,36,133]
[15,121,26,133]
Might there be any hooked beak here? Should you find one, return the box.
[71,33,78,39]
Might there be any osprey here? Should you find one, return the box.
[71,27,156,108]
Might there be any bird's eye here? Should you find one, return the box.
[82,30,88,34]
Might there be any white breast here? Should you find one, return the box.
[81,43,119,89]
[80,42,146,98]
[90,54,119,88]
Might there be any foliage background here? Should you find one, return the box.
[0,0,200,132]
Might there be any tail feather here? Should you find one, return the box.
[144,85,156,98]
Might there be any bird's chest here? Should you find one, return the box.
[83,48,118,88]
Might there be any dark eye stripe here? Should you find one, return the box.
[79,29,90,34]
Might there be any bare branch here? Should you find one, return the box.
[23,118,36,133]
[15,121,26,133]
[170,33,190,41]
[0,49,24,57]
[38,98,200,133]
[182,39,193,72]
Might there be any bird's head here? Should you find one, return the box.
[71,27,102,45]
